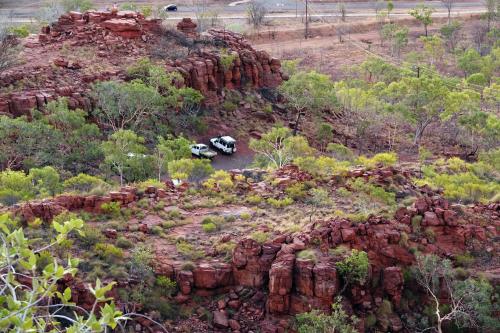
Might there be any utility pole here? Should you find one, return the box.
[305,0,309,39]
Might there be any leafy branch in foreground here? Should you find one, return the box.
[0,214,130,332]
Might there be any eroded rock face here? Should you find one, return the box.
[166,28,284,106]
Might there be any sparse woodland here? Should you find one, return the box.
[0,0,499,332]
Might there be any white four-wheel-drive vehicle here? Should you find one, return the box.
[191,144,217,159]
[210,136,237,154]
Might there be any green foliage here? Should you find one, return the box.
[296,156,351,179]
[155,276,177,296]
[94,243,124,263]
[101,129,148,186]
[297,249,318,262]
[203,170,234,191]
[176,240,205,260]
[129,244,154,280]
[285,182,308,200]
[337,249,369,285]
[349,178,396,206]
[61,0,94,12]
[267,197,294,208]
[250,126,314,169]
[100,201,121,218]
[116,236,133,249]
[381,23,409,57]
[63,173,108,193]
[278,71,337,115]
[327,143,355,162]
[409,4,434,36]
[295,297,359,333]
[92,80,167,136]
[415,160,500,203]
[281,59,301,77]
[222,100,238,112]
[250,231,269,244]
[77,224,105,249]
[220,49,237,71]
[202,222,217,233]
[0,169,35,205]
[154,134,192,181]
[0,213,125,331]
[357,152,398,168]
[7,25,30,38]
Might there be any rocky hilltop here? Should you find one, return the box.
[0,11,283,115]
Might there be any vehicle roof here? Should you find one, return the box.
[220,136,236,142]
[193,143,208,148]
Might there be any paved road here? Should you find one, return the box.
[0,1,487,20]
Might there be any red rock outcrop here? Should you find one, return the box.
[166,28,283,105]
[176,18,198,38]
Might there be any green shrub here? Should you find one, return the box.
[297,249,318,262]
[62,173,108,194]
[176,241,204,260]
[36,250,53,272]
[168,209,182,219]
[455,252,475,267]
[263,104,273,114]
[296,298,358,333]
[250,231,269,244]
[108,265,129,280]
[240,212,252,220]
[326,143,355,162]
[399,232,409,248]
[286,182,307,200]
[202,222,217,233]
[350,178,396,206]
[136,198,150,209]
[424,228,436,243]
[0,170,35,205]
[246,194,263,205]
[116,236,133,249]
[267,197,294,208]
[220,49,237,71]
[358,152,398,168]
[336,249,369,285]
[151,225,163,235]
[222,100,238,112]
[155,276,177,296]
[100,202,121,218]
[154,201,166,212]
[411,215,422,233]
[376,299,393,317]
[8,24,30,38]
[162,220,176,229]
[77,225,105,249]
[94,243,124,263]
[336,187,351,198]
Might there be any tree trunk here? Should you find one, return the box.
[425,24,428,36]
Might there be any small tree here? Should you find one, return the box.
[413,254,497,333]
[336,249,369,292]
[247,1,267,28]
[278,71,337,133]
[295,297,359,333]
[92,80,166,132]
[409,4,435,36]
[29,166,61,197]
[440,20,462,51]
[0,21,18,75]
[101,130,147,186]
[249,126,314,169]
[441,0,455,24]
[154,135,192,181]
[483,0,497,31]
[307,188,332,223]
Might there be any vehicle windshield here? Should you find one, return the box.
[200,146,208,151]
